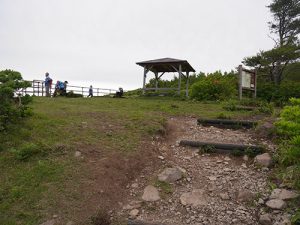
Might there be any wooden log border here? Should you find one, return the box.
[197,119,258,129]
[179,140,264,156]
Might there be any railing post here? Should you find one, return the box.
[97,88,99,96]
[82,87,84,96]
[42,82,44,97]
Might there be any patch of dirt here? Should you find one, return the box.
[119,117,279,225]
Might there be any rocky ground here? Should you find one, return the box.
[119,117,299,225]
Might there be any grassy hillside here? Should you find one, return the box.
[0,97,252,225]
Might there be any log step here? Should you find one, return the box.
[179,140,264,156]
[197,119,257,129]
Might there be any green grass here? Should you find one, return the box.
[0,96,253,225]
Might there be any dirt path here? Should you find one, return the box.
[119,117,278,225]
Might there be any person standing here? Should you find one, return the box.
[44,72,52,97]
[88,85,93,97]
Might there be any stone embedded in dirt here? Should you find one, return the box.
[224,156,231,161]
[243,155,249,161]
[219,193,230,200]
[158,156,164,160]
[39,220,56,225]
[129,209,139,219]
[237,190,255,202]
[123,201,142,210]
[259,214,272,225]
[74,151,81,157]
[269,188,299,200]
[254,153,272,167]
[131,183,139,188]
[142,185,160,202]
[158,167,183,183]
[66,221,74,225]
[180,189,208,207]
[208,176,217,181]
[266,199,287,210]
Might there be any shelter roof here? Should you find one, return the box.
[136,58,196,73]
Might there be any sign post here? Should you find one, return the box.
[238,65,257,100]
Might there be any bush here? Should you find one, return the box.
[275,98,300,190]
[257,81,300,105]
[190,71,237,101]
[0,70,32,131]
[11,143,41,161]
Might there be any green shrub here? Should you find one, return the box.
[190,71,237,101]
[0,70,32,131]
[275,98,300,190]
[11,143,41,161]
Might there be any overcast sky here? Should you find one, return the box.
[0,0,274,90]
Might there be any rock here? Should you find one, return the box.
[208,176,217,181]
[131,183,139,188]
[129,209,139,219]
[237,190,255,202]
[142,185,160,202]
[74,151,81,157]
[158,167,183,183]
[158,156,164,160]
[269,189,299,200]
[220,193,230,200]
[123,200,142,210]
[266,199,286,210]
[258,198,265,205]
[259,214,272,225]
[180,189,208,207]
[224,156,231,161]
[254,153,272,167]
[243,155,249,161]
[40,220,56,225]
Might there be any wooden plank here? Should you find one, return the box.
[179,140,264,155]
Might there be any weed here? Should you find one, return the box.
[217,112,231,120]
[154,180,173,194]
[199,145,216,154]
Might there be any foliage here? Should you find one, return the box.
[244,0,300,85]
[275,98,300,190]
[268,0,300,46]
[190,71,237,101]
[223,99,274,115]
[0,69,32,131]
[256,81,300,105]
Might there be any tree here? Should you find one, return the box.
[268,0,300,46]
[243,0,300,85]
[0,70,32,131]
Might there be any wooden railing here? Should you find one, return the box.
[17,80,118,97]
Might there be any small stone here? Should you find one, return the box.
[123,200,142,210]
[237,190,255,202]
[158,167,183,183]
[224,156,231,161]
[241,163,247,168]
[142,185,160,202]
[74,151,81,157]
[258,198,264,204]
[220,193,230,200]
[131,183,138,188]
[254,153,272,167]
[208,176,217,181]
[52,215,58,218]
[180,189,208,207]
[243,155,249,161]
[129,209,139,219]
[269,189,299,200]
[158,156,164,160]
[259,214,272,225]
[266,199,286,210]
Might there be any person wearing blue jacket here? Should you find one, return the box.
[44,72,52,97]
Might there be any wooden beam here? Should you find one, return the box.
[158,72,165,79]
[155,72,158,92]
[170,65,185,77]
[143,67,148,94]
[238,65,243,100]
[186,71,189,97]
[178,64,182,95]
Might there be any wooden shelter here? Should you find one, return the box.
[136,58,196,97]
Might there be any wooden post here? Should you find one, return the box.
[38,81,40,96]
[178,64,182,95]
[42,82,44,97]
[186,71,189,97]
[155,72,158,92]
[254,69,257,98]
[143,67,147,94]
[238,65,243,100]
[97,88,99,96]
